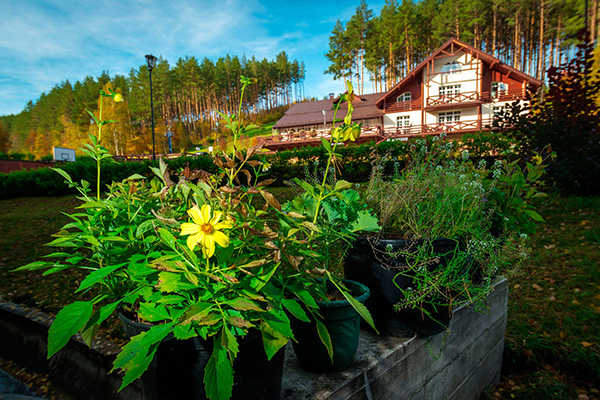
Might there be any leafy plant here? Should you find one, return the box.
[274,81,380,358]
[16,77,295,400]
[363,135,532,325]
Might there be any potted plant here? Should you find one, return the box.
[16,78,297,400]
[272,81,380,371]
[344,137,531,336]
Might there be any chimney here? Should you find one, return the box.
[329,93,334,99]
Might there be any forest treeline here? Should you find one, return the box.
[327,0,596,94]
[0,53,304,159]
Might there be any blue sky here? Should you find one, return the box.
[0,0,387,116]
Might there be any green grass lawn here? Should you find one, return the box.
[0,193,598,399]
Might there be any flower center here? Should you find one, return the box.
[200,223,214,235]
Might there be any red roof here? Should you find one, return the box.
[273,92,385,129]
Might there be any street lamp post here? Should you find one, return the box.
[145,54,158,161]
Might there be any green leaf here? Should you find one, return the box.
[124,174,146,181]
[350,210,381,233]
[81,302,121,347]
[523,209,544,222]
[138,303,171,322]
[173,324,197,340]
[181,302,214,325]
[261,322,289,360]
[293,179,315,196]
[51,168,73,184]
[86,109,100,126]
[334,180,352,191]
[48,301,94,358]
[157,271,198,292]
[76,264,123,293]
[316,320,334,362]
[158,228,178,250]
[262,309,294,339]
[227,298,264,312]
[329,276,378,333]
[221,326,240,359]
[204,334,234,400]
[282,299,310,322]
[13,261,53,272]
[321,137,332,152]
[113,323,173,391]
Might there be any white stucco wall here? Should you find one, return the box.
[383,110,423,128]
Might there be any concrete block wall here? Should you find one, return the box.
[281,278,508,400]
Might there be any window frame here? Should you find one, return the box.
[441,61,462,74]
[396,92,412,103]
[438,110,461,124]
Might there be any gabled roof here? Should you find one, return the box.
[273,92,385,130]
[376,38,543,107]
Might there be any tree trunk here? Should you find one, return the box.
[537,0,545,80]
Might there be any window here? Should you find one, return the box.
[396,92,411,102]
[438,111,461,123]
[493,105,507,119]
[439,85,461,96]
[491,82,508,98]
[396,116,411,133]
[441,61,462,74]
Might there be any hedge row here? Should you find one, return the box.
[0,131,511,199]
[0,156,215,199]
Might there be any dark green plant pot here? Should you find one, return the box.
[344,237,458,337]
[290,279,370,372]
[118,312,285,400]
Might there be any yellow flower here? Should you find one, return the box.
[180,204,232,258]
[332,123,362,142]
[113,93,124,103]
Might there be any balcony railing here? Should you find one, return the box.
[384,90,529,113]
[384,99,422,113]
[427,91,480,106]
[382,119,496,137]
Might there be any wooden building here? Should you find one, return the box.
[263,38,542,151]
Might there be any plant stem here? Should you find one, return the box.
[96,98,103,201]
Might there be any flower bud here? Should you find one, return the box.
[113,93,124,103]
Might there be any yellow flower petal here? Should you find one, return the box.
[210,211,223,225]
[187,205,203,225]
[200,204,211,224]
[213,222,233,230]
[186,231,204,251]
[212,231,230,248]
[180,222,200,236]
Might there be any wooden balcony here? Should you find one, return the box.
[426,91,481,108]
[384,90,528,114]
[384,99,422,113]
[260,127,387,151]
[426,89,528,109]
[260,119,499,151]
[381,119,497,139]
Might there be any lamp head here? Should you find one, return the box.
[145,54,158,71]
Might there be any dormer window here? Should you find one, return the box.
[491,82,508,98]
[441,61,462,74]
[397,92,411,102]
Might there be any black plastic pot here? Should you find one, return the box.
[344,237,458,337]
[118,312,285,400]
[290,279,370,372]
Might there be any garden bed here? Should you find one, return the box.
[0,279,507,400]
